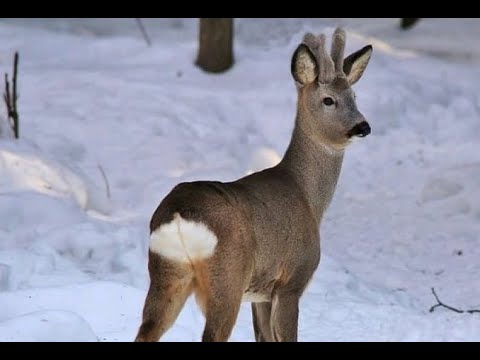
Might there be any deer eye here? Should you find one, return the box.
[323,97,334,106]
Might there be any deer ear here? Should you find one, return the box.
[343,45,373,85]
[291,44,318,86]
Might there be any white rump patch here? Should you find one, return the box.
[149,213,218,262]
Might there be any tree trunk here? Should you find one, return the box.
[400,18,420,30]
[195,18,234,73]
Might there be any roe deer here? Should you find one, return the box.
[135,28,373,342]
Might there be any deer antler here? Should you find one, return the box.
[302,28,347,83]
[330,28,346,73]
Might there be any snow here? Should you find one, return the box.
[0,18,479,342]
[0,310,98,342]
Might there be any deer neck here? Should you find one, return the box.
[278,114,344,223]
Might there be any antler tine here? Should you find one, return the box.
[302,33,322,61]
[301,32,335,83]
[317,34,335,83]
[302,32,318,49]
[330,28,346,73]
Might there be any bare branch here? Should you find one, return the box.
[4,74,10,115]
[429,287,480,314]
[3,52,19,139]
[12,52,19,138]
[429,288,464,313]
[98,164,111,200]
[135,18,151,47]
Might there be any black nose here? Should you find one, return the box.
[348,121,371,138]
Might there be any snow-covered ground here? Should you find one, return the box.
[0,18,479,341]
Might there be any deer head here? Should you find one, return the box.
[291,28,373,151]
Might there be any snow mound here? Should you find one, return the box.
[0,281,146,341]
[0,143,111,215]
[0,310,98,342]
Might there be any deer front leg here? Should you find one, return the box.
[270,291,299,342]
[251,302,273,342]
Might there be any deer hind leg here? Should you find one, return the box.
[196,254,249,342]
[200,279,243,342]
[270,291,300,342]
[252,302,274,342]
[135,252,193,342]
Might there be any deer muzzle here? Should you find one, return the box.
[348,121,371,138]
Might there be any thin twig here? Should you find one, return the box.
[429,287,480,314]
[97,164,111,200]
[4,74,10,109]
[3,52,19,139]
[135,18,151,47]
[12,52,19,138]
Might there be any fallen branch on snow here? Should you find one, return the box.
[429,287,480,314]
